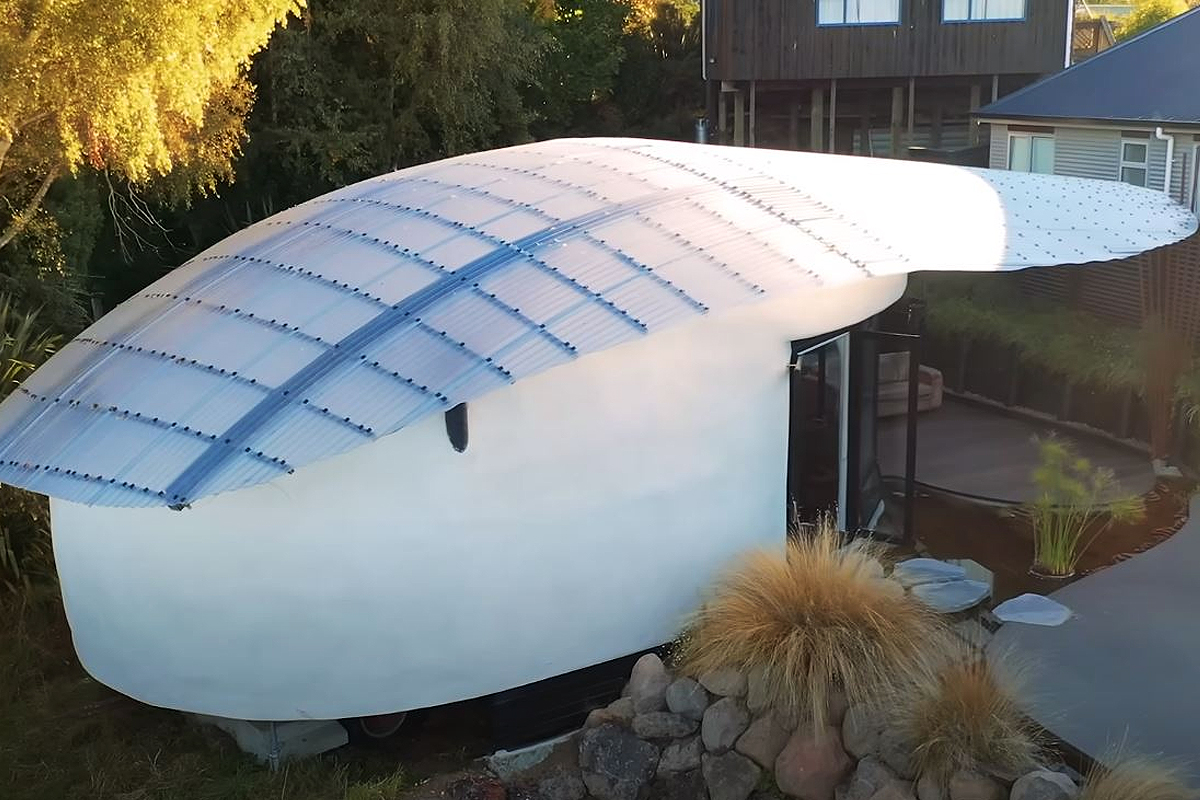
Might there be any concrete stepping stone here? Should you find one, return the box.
[911,579,991,614]
[992,593,1072,626]
[892,558,966,587]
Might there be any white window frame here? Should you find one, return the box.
[1007,132,1055,174]
[818,0,902,26]
[1119,138,1150,188]
[943,0,1027,22]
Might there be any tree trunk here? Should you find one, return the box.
[0,164,59,252]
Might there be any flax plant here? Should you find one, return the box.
[1028,437,1143,578]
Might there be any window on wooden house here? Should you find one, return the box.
[1008,133,1055,174]
[943,0,1026,21]
[1119,139,1149,187]
[818,0,901,25]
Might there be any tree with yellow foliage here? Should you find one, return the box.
[1116,0,1190,41]
[0,0,302,251]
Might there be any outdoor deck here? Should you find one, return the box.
[878,397,1155,504]
[988,493,1200,780]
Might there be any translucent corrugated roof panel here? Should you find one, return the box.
[0,138,1193,507]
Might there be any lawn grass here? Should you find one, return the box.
[0,594,416,800]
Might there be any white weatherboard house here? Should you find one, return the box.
[0,139,1191,744]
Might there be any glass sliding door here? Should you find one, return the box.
[787,334,850,531]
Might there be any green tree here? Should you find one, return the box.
[252,0,546,194]
[529,0,631,138]
[1116,0,1189,40]
[0,0,302,251]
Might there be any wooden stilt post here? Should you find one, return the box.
[991,74,1000,102]
[718,84,728,145]
[810,85,824,153]
[733,86,746,147]
[906,77,916,152]
[890,86,904,159]
[789,95,800,150]
[828,78,838,154]
[930,101,943,149]
[749,80,757,148]
[968,83,982,146]
[860,91,872,155]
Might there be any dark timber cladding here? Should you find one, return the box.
[705,0,1069,82]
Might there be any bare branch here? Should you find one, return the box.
[105,172,172,262]
[0,164,59,252]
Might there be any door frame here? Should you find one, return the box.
[790,323,922,542]
[792,332,852,531]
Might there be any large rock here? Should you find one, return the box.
[586,697,636,729]
[703,751,761,800]
[633,712,699,740]
[991,595,1071,627]
[948,771,1004,800]
[578,724,660,800]
[774,725,853,800]
[842,705,883,759]
[871,782,917,800]
[841,757,897,800]
[893,559,967,588]
[877,728,917,780]
[745,668,772,716]
[735,711,791,769]
[702,697,751,754]
[651,768,708,800]
[449,776,508,800]
[628,654,672,714]
[666,677,711,722]
[537,768,587,800]
[826,689,850,727]
[916,774,947,800]
[658,736,704,778]
[700,668,748,698]
[911,580,991,614]
[1010,770,1080,800]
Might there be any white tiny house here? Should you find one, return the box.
[0,139,1191,728]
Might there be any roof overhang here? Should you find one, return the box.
[0,138,1193,508]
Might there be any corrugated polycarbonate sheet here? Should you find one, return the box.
[0,138,1193,507]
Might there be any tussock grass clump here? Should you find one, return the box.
[1081,758,1195,800]
[901,650,1041,782]
[676,517,943,730]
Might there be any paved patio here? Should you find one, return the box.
[878,397,1155,504]
[988,494,1200,780]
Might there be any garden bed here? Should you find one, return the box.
[911,479,1194,603]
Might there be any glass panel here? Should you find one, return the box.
[1008,136,1032,172]
[1031,137,1055,174]
[1123,142,1148,163]
[852,0,900,23]
[1121,167,1148,186]
[943,0,969,20]
[981,0,1025,19]
[818,0,845,24]
[789,336,847,530]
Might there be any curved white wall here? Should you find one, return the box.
[51,275,906,721]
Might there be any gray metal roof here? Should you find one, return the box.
[978,8,1200,126]
[0,138,1192,508]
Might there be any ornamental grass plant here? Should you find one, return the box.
[676,516,945,731]
[1081,758,1195,800]
[900,648,1042,783]
[1029,437,1144,578]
